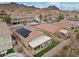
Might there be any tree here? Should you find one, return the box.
[43,15,48,22]
[39,15,43,23]
[58,14,64,21]
[17,46,24,53]
[3,16,11,25]
[0,10,7,15]
[76,33,79,39]
[48,14,52,16]
[21,21,26,25]
[75,15,78,18]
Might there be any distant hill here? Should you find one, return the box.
[0,2,60,11]
[47,6,60,10]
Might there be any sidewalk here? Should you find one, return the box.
[14,40,33,57]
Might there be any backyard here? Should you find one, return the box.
[0,48,15,57]
[34,41,59,57]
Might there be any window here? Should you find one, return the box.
[34,48,37,50]
[41,43,46,48]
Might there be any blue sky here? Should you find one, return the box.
[1,2,79,11]
[17,2,79,11]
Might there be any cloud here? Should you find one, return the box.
[60,4,79,11]
[35,3,46,8]
[48,2,60,7]
[48,2,79,11]
[48,2,60,6]
[62,6,79,11]
[35,4,45,8]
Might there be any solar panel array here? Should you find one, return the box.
[15,28,31,38]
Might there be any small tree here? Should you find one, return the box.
[58,14,64,21]
[76,33,79,39]
[76,48,79,54]
[21,21,26,25]
[75,15,78,18]
[48,14,52,16]
[39,15,43,23]
[3,16,11,25]
[17,46,24,53]
[43,15,48,22]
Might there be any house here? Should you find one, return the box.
[35,22,76,38]
[11,26,52,54]
[29,35,52,54]
[45,15,57,23]
[11,14,39,26]
[11,18,24,25]
[35,22,76,33]
[64,12,79,21]
[0,21,13,55]
[25,16,39,26]
[55,29,70,39]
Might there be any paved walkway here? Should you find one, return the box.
[14,40,33,57]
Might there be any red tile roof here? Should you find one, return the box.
[35,22,76,33]
[11,26,43,43]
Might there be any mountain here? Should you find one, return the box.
[47,6,60,10]
[0,2,60,11]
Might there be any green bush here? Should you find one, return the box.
[6,48,15,54]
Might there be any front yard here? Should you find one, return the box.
[34,41,59,57]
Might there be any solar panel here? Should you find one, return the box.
[15,28,31,38]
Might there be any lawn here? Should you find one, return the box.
[0,48,15,57]
[6,48,15,54]
[74,29,79,32]
[34,41,59,57]
[0,54,5,57]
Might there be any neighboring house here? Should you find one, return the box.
[60,20,79,27]
[11,14,39,26]
[35,22,76,33]
[9,24,24,29]
[25,17,39,26]
[35,22,77,38]
[46,16,56,23]
[11,26,52,54]
[64,13,79,21]
[0,21,13,55]
[11,18,24,25]
[55,29,70,39]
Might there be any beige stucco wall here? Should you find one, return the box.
[0,35,13,53]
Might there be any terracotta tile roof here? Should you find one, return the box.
[12,26,43,43]
[35,22,76,33]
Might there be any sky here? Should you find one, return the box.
[0,2,79,11]
[17,2,79,11]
